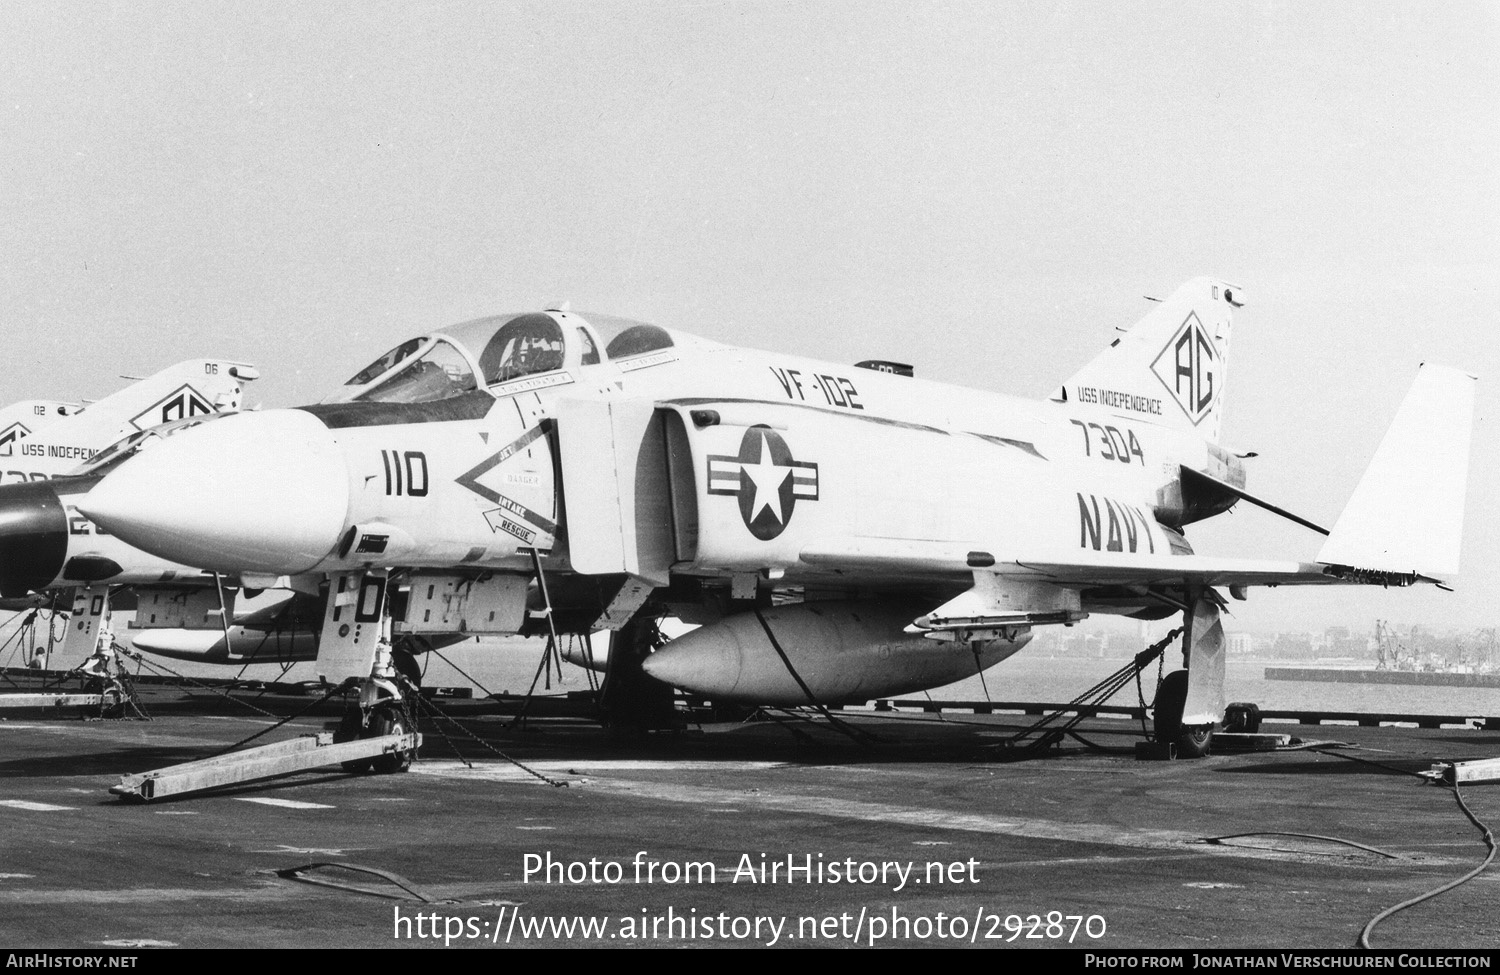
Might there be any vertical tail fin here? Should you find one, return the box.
[0,401,75,457]
[1052,277,1241,443]
[67,359,259,444]
[7,360,259,480]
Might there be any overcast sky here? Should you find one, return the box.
[1,2,1495,634]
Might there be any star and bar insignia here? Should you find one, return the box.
[707,425,819,541]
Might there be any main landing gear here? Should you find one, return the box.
[1151,670,1212,758]
[600,612,678,734]
[1149,593,1226,759]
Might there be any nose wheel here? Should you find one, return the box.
[335,700,416,774]
[368,704,415,774]
[335,638,419,774]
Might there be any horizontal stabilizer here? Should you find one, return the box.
[1316,364,1476,581]
[1180,466,1329,536]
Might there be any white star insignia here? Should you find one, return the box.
[740,432,792,524]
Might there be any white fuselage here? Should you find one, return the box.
[79,332,1221,592]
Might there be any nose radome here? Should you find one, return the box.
[79,410,351,575]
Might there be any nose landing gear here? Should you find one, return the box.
[336,637,418,774]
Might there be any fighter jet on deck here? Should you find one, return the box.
[71,280,1475,754]
[0,357,258,591]
[0,359,257,486]
[0,359,257,658]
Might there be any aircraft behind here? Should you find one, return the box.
[0,359,258,486]
[0,359,258,657]
[0,400,77,466]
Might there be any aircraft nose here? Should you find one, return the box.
[0,481,69,599]
[78,410,351,575]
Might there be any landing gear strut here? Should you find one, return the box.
[600,612,678,733]
[78,621,127,720]
[336,637,418,774]
[1149,592,1227,759]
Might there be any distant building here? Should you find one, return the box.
[1322,625,1366,659]
[1226,632,1254,656]
[1271,632,1315,660]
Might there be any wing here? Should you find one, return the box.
[800,541,1408,589]
[800,539,1425,635]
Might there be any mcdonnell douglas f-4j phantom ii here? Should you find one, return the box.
[71,279,1475,754]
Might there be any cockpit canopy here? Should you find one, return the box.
[329,310,688,405]
[473,312,567,383]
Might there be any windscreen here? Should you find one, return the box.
[344,338,425,386]
[354,340,478,404]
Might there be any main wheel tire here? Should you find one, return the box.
[1153,670,1213,759]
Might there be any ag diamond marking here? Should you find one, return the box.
[1149,313,1220,426]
